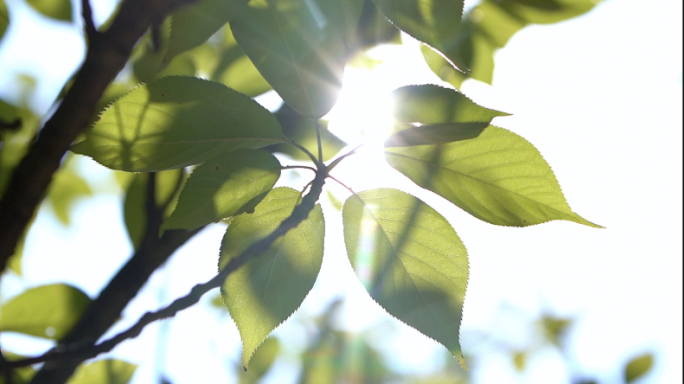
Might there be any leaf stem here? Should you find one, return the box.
[281,165,317,173]
[286,140,320,167]
[315,120,323,164]
[326,143,364,172]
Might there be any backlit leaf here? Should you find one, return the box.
[0,283,91,340]
[162,149,281,230]
[219,187,324,368]
[214,25,272,97]
[123,169,184,249]
[166,0,248,59]
[342,188,469,367]
[385,122,489,147]
[265,103,346,162]
[385,126,600,227]
[372,0,467,70]
[239,337,280,383]
[624,353,654,383]
[71,76,286,172]
[47,156,92,226]
[231,0,363,118]
[391,84,509,124]
[0,0,9,42]
[67,359,137,384]
[26,0,72,21]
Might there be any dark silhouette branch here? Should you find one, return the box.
[80,0,99,43]
[0,0,194,275]
[0,168,327,374]
[26,173,200,384]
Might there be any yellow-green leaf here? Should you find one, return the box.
[624,353,654,383]
[372,0,467,71]
[71,76,286,172]
[230,0,363,118]
[0,0,9,42]
[26,0,72,21]
[162,149,281,230]
[67,359,137,384]
[342,188,469,367]
[219,187,324,368]
[166,0,248,60]
[385,126,600,227]
[391,84,509,125]
[0,283,91,340]
[123,169,184,249]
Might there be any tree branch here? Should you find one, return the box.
[26,173,201,384]
[80,0,99,43]
[0,168,327,373]
[0,0,192,275]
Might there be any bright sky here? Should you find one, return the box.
[0,0,681,383]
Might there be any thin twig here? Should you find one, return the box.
[315,121,323,164]
[80,0,99,43]
[0,169,328,372]
[281,165,317,173]
[326,143,364,172]
[287,140,320,166]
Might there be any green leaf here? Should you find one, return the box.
[67,359,137,384]
[372,0,467,71]
[0,283,91,340]
[231,0,363,118]
[219,187,324,368]
[71,76,286,172]
[0,0,9,43]
[385,126,600,227]
[385,122,489,147]
[265,103,346,162]
[166,0,248,60]
[26,0,72,21]
[493,0,597,25]
[47,157,92,226]
[624,353,654,383]
[212,25,273,97]
[162,149,281,230]
[123,169,184,249]
[391,84,509,124]
[342,188,469,367]
[239,337,280,383]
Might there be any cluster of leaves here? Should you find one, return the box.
[0,0,602,382]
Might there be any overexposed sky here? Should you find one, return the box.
[0,0,681,383]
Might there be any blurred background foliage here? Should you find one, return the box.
[0,0,668,383]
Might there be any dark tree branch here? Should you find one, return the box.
[80,0,99,43]
[26,173,201,384]
[0,0,192,275]
[1,168,327,373]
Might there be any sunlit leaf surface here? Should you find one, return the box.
[219,187,324,368]
[166,0,247,59]
[163,149,281,230]
[386,126,600,227]
[67,359,137,384]
[26,0,72,21]
[231,0,363,118]
[372,0,467,70]
[0,284,91,340]
[71,76,286,172]
[342,188,469,366]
